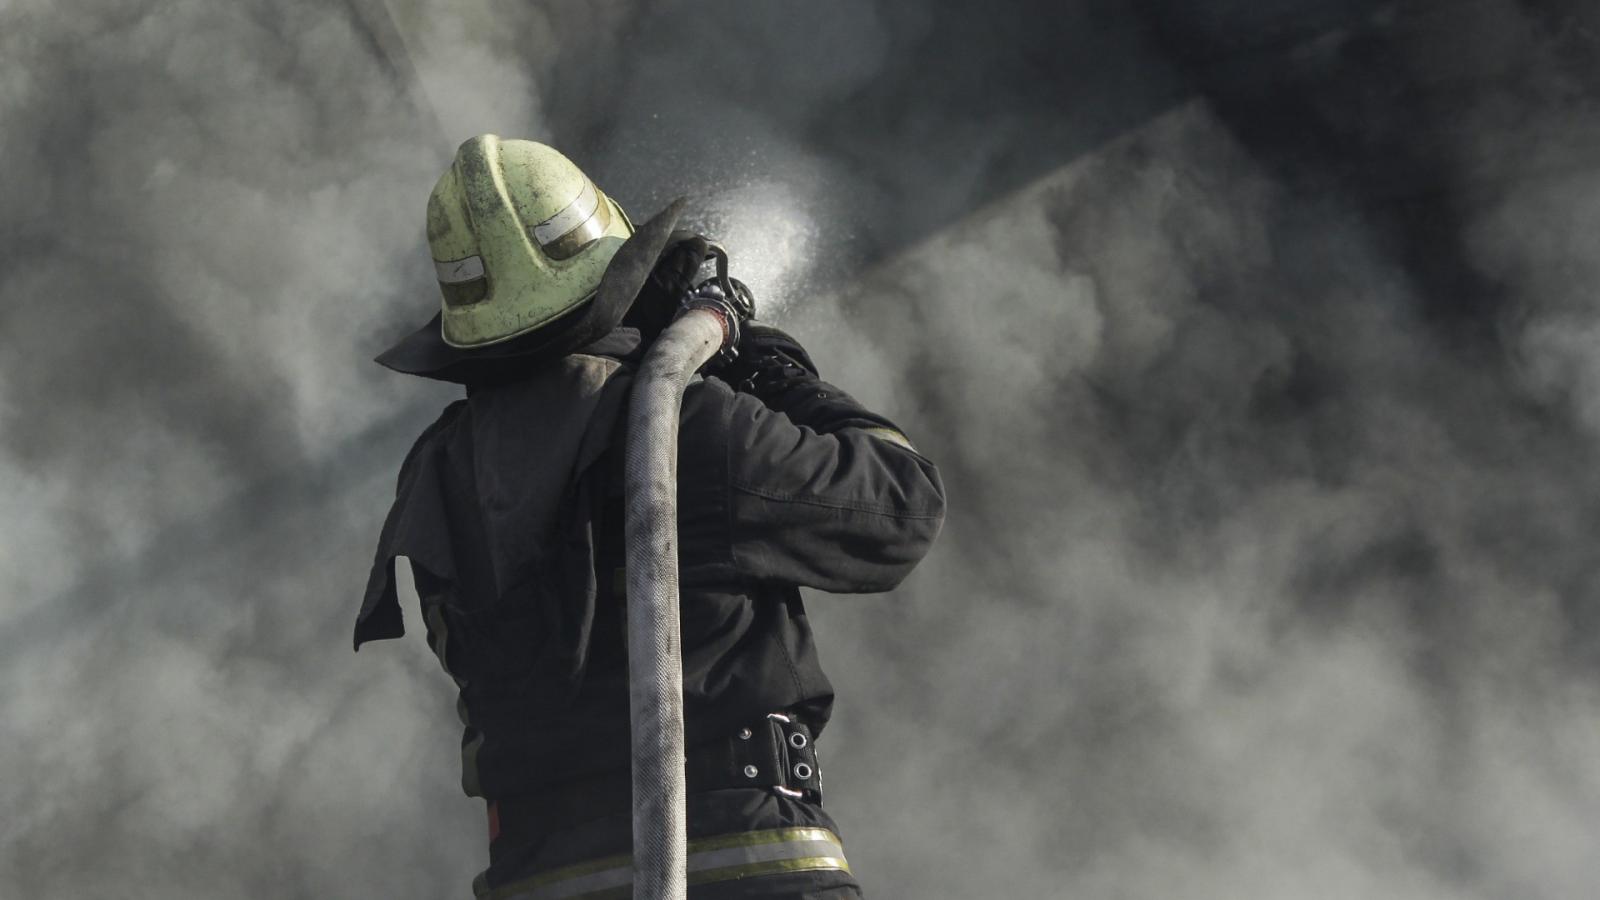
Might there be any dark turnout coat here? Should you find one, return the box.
[357,326,944,895]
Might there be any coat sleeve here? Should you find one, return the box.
[354,400,466,650]
[694,376,946,594]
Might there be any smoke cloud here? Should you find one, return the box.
[5,0,1600,897]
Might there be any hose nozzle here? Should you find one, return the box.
[680,240,755,370]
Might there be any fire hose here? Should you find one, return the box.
[624,261,750,900]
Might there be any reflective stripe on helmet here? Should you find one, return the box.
[532,179,601,246]
[490,827,850,900]
[435,255,490,308]
[435,255,487,283]
[540,196,613,261]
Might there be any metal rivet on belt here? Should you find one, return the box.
[743,764,759,779]
[788,732,807,749]
[793,762,813,780]
[738,728,753,740]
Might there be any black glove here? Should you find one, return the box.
[716,322,906,436]
[623,231,711,343]
[715,322,819,395]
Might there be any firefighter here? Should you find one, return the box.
[356,135,945,899]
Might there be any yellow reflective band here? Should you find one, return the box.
[490,828,849,900]
[684,826,839,853]
[687,856,853,884]
[861,427,916,451]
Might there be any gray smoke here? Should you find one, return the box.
[5,0,1600,897]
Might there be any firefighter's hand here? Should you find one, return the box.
[739,323,817,372]
[629,232,712,343]
[649,232,712,304]
[716,322,820,396]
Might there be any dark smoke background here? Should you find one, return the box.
[5,0,1600,896]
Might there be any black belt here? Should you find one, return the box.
[491,713,823,845]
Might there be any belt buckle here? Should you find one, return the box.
[764,712,821,804]
[764,714,803,798]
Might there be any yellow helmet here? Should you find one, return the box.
[426,134,634,347]
[378,136,690,385]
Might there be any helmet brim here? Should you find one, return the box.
[375,198,686,385]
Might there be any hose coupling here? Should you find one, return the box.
[680,281,743,369]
